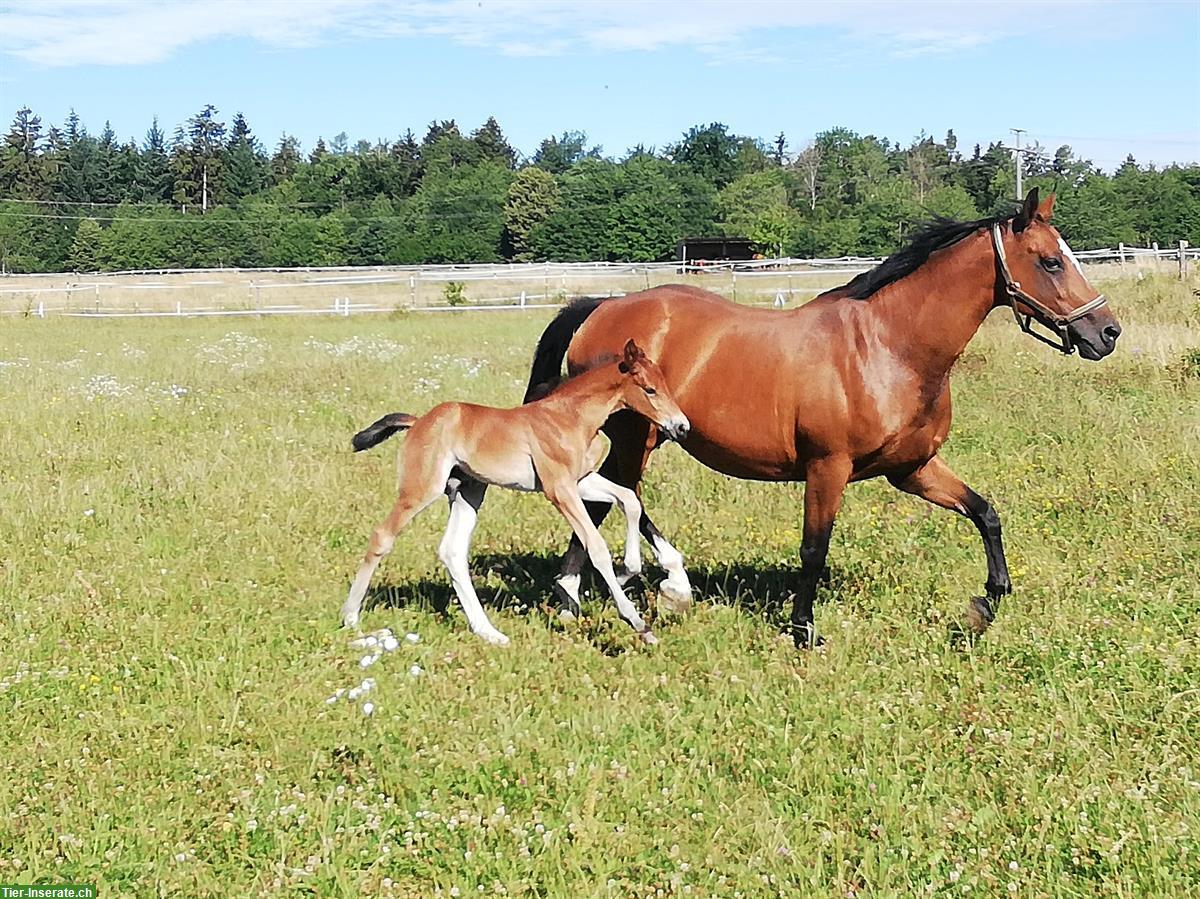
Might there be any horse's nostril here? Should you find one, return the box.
[1102,323,1122,344]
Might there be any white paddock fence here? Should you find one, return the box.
[0,243,1194,319]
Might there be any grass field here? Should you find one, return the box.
[1,275,1197,897]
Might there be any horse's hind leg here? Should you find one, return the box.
[889,454,1010,636]
[341,447,453,629]
[438,478,509,645]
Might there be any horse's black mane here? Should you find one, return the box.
[828,211,1014,301]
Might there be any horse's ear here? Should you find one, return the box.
[1013,187,1039,233]
[1035,191,1056,222]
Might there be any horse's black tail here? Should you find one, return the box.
[523,296,609,402]
[352,413,418,452]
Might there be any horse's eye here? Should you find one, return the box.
[643,386,657,396]
[1041,256,1063,272]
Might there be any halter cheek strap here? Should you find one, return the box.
[991,224,1108,355]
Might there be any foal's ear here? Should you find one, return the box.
[619,338,643,373]
[1013,187,1040,233]
[1035,191,1056,222]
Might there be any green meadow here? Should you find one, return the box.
[0,275,1197,897]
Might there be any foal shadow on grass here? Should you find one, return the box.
[362,552,637,656]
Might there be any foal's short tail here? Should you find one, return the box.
[352,413,418,452]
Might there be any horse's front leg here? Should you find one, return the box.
[794,456,853,649]
[889,454,1010,635]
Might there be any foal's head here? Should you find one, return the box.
[615,339,690,441]
[996,188,1122,360]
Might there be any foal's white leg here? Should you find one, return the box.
[552,488,656,645]
[438,481,508,646]
[648,528,693,614]
[577,472,643,584]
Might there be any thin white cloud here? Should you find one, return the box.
[0,0,1161,68]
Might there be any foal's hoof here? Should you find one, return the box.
[341,612,360,630]
[657,580,694,615]
[475,628,511,646]
[557,607,579,623]
[615,564,642,588]
[638,630,659,646]
[965,596,996,637]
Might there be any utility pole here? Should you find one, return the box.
[202,162,208,213]
[1010,128,1025,199]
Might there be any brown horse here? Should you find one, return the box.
[342,339,689,645]
[524,189,1122,647]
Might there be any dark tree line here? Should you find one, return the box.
[1,105,1197,272]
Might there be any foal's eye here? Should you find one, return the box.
[1041,256,1063,272]
[643,386,657,396]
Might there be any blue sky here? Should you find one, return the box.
[1,0,1197,171]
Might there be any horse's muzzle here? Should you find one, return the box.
[1070,317,1122,360]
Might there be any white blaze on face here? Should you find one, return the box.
[1058,237,1086,276]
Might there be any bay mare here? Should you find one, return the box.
[525,189,1122,647]
[342,340,690,645]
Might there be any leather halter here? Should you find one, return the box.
[991,223,1108,355]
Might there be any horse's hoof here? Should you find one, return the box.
[557,607,579,623]
[792,623,825,650]
[476,628,511,646]
[965,596,996,636]
[341,613,360,630]
[639,630,659,646]
[657,580,694,615]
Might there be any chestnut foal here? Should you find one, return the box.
[341,339,690,646]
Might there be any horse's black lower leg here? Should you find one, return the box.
[889,454,1011,635]
[960,486,1011,630]
[793,524,833,649]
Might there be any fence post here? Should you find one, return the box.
[409,274,416,309]
[520,290,526,307]
[37,300,44,318]
[731,269,737,303]
[1118,242,1125,269]
[94,283,100,314]
[1180,241,1189,280]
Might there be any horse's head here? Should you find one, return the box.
[616,339,690,441]
[994,188,1122,359]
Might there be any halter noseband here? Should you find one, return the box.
[990,223,1108,355]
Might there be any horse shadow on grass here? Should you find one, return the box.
[360,551,891,653]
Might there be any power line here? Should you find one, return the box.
[1029,132,1200,147]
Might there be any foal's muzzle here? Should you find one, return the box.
[662,417,690,442]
